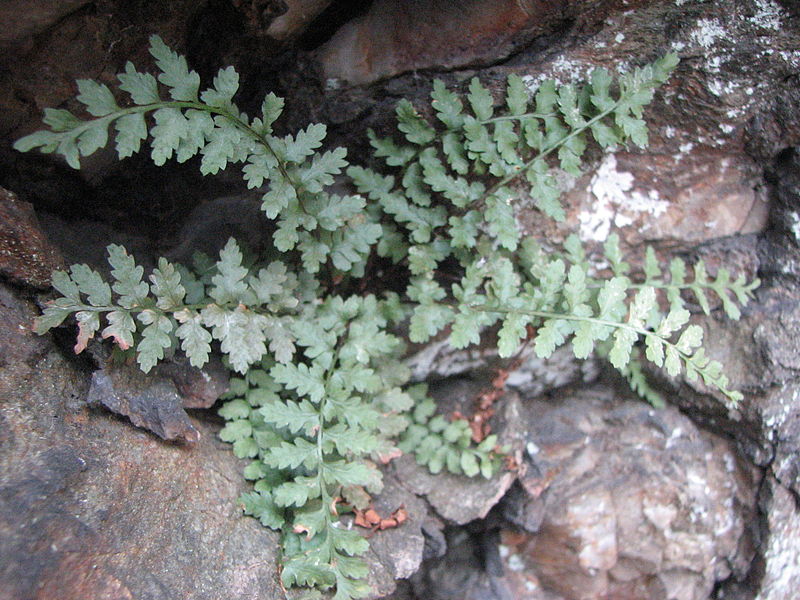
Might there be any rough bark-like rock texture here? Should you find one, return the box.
[0,187,65,288]
[0,284,284,600]
[408,386,759,600]
[505,391,756,600]
[1,0,799,598]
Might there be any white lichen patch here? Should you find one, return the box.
[751,0,784,30]
[522,55,597,90]
[778,50,800,67]
[706,55,724,73]
[579,154,669,242]
[708,78,739,97]
[691,18,727,49]
[790,212,800,243]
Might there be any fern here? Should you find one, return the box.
[18,36,759,598]
[398,385,510,478]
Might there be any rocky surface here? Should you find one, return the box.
[405,385,759,600]
[1,0,799,599]
[307,0,796,259]
[0,187,65,288]
[502,391,757,600]
[0,284,283,600]
[315,0,574,86]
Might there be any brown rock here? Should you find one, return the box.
[266,0,333,40]
[0,283,283,600]
[155,356,231,410]
[316,0,579,85]
[0,0,91,50]
[497,388,758,600]
[0,187,65,288]
[86,365,201,444]
[1,283,443,600]
[509,0,794,253]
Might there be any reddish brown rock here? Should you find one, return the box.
[496,390,758,600]
[0,0,91,50]
[407,386,759,600]
[0,187,65,288]
[0,284,283,600]
[0,282,439,600]
[266,0,333,40]
[316,0,580,85]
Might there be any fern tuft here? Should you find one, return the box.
[18,37,755,598]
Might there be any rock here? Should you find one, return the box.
[391,378,525,526]
[0,0,91,50]
[0,187,65,288]
[755,477,800,600]
[315,0,648,86]
[266,0,333,41]
[165,194,274,265]
[85,362,216,444]
[515,0,794,253]
[155,356,231,409]
[405,332,598,399]
[496,389,757,600]
[360,473,434,597]
[0,281,446,600]
[408,386,759,600]
[0,283,283,600]
[309,0,798,261]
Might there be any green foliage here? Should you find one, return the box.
[19,38,757,597]
[398,386,509,478]
[218,297,411,598]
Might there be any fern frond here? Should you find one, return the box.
[20,42,756,600]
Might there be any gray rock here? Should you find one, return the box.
[409,386,759,600]
[755,477,800,600]
[500,389,758,600]
[0,284,283,600]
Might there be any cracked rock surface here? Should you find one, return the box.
[1,0,799,599]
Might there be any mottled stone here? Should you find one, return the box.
[755,477,800,600]
[316,0,575,85]
[496,389,758,600]
[266,0,333,40]
[0,187,65,288]
[0,284,283,600]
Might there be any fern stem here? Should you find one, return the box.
[482,111,556,124]
[483,101,622,201]
[460,302,740,400]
